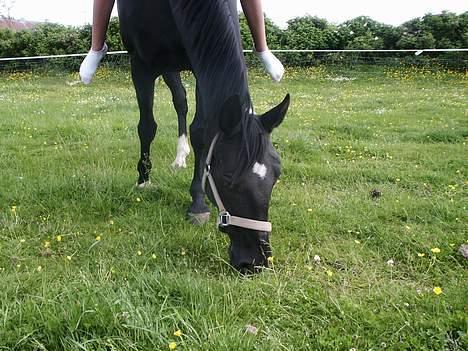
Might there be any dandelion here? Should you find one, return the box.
[417,253,425,257]
[66,255,72,261]
[307,208,313,212]
[44,241,51,248]
[173,329,182,337]
[20,239,26,243]
[431,248,441,254]
[136,197,141,202]
[109,220,114,225]
[168,342,177,350]
[326,270,333,277]
[152,254,157,259]
[95,235,101,241]
[354,240,361,244]
[433,287,442,295]
[137,250,142,256]
[37,266,42,272]
[267,256,274,265]
[56,235,62,242]
[11,205,17,213]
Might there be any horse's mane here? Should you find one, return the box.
[171,0,250,119]
[235,116,268,184]
[172,0,262,183]
[216,115,268,186]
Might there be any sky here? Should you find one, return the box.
[5,0,467,28]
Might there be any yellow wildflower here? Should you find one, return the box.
[152,254,157,259]
[137,251,142,256]
[95,235,101,241]
[431,248,441,254]
[136,197,141,202]
[267,256,274,264]
[44,241,50,248]
[169,342,177,350]
[66,255,72,261]
[174,329,182,337]
[433,287,442,295]
[56,235,62,242]
[417,253,425,257]
[37,266,42,272]
[326,270,333,277]
[354,240,361,244]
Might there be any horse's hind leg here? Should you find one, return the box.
[131,57,158,187]
[162,72,190,169]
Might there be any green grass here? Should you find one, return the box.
[0,65,467,350]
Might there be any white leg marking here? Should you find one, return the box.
[171,134,190,169]
[253,162,267,179]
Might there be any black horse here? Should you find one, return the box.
[117,0,290,272]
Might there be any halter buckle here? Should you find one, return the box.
[218,211,231,227]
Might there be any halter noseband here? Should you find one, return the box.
[202,133,272,232]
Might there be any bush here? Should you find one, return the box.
[0,11,466,69]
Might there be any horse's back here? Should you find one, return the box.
[117,0,190,72]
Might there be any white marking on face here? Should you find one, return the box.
[253,162,267,179]
[171,134,190,169]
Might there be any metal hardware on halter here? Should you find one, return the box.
[218,211,231,227]
[202,133,272,233]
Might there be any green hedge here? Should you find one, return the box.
[1,12,467,67]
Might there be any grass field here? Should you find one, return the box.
[0,65,466,350]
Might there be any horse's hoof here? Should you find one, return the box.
[135,180,152,189]
[171,158,187,169]
[187,212,210,225]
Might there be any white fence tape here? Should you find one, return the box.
[0,49,466,62]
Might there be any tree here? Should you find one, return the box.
[0,0,16,19]
[337,16,394,50]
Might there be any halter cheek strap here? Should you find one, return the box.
[202,133,272,232]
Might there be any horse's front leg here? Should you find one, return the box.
[162,72,190,169]
[131,57,158,187]
[187,85,210,224]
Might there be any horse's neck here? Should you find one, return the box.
[170,0,250,131]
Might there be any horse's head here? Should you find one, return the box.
[206,94,290,273]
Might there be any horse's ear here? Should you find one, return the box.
[261,94,290,133]
[219,94,243,135]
